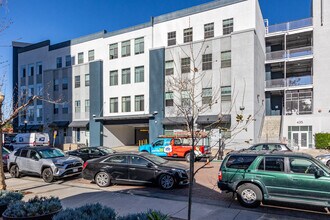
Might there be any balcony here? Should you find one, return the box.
[266,46,313,62]
[266,18,313,34]
[265,75,313,90]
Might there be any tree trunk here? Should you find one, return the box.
[0,125,6,190]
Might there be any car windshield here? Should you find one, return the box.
[143,154,168,165]
[313,157,330,174]
[38,148,65,159]
[2,147,10,155]
[98,147,115,154]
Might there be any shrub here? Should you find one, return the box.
[53,203,116,220]
[118,210,169,220]
[0,190,24,206]
[3,196,62,218]
[315,133,330,149]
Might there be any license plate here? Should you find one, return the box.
[73,168,78,172]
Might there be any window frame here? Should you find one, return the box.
[110,97,118,113]
[75,75,81,88]
[109,70,118,86]
[121,68,131,84]
[134,66,144,83]
[167,31,176,46]
[181,57,190,73]
[78,52,84,64]
[88,50,95,62]
[122,96,131,113]
[204,22,214,39]
[202,54,212,70]
[183,27,193,43]
[134,37,144,55]
[121,40,131,57]
[135,95,144,112]
[223,18,234,35]
[221,50,231,68]
[109,43,118,59]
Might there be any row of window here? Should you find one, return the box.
[54,78,69,91]
[109,37,144,60]
[56,50,95,69]
[167,18,233,46]
[74,100,89,113]
[109,95,144,113]
[165,51,231,75]
[110,66,144,86]
[54,103,69,114]
[20,62,42,78]
[75,74,90,88]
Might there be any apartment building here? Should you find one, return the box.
[12,0,329,149]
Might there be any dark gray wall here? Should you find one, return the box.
[12,46,19,131]
[149,48,165,142]
[89,61,103,147]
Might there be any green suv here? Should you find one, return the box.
[218,151,330,208]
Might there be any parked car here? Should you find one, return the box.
[2,147,11,171]
[8,133,50,151]
[248,143,292,151]
[2,133,17,148]
[316,154,330,167]
[67,146,115,161]
[139,138,210,162]
[218,150,330,208]
[8,146,83,183]
[82,152,189,189]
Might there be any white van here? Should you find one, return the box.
[9,133,50,150]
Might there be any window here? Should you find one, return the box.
[168,31,176,46]
[258,157,285,172]
[21,66,26,78]
[29,150,41,160]
[181,90,190,106]
[165,92,174,107]
[131,156,149,166]
[37,62,42,75]
[221,86,231,101]
[88,50,94,61]
[181,57,190,73]
[202,54,212,70]
[54,79,59,91]
[109,43,118,59]
[135,95,144,111]
[75,100,81,113]
[36,107,42,122]
[78,52,84,64]
[223,18,234,35]
[286,90,312,115]
[75,76,80,88]
[28,64,34,76]
[62,103,68,114]
[56,57,62,68]
[202,88,212,104]
[122,96,131,112]
[135,66,144,83]
[65,55,71,66]
[221,51,231,68]
[225,156,257,169]
[20,149,29,158]
[110,97,118,113]
[62,78,68,90]
[289,158,319,174]
[85,99,90,112]
[104,155,127,164]
[54,104,59,114]
[165,60,174,75]
[28,86,34,98]
[135,37,144,54]
[122,40,131,57]
[204,23,214,39]
[109,70,118,86]
[76,128,80,142]
[85,74,90,86]
[122,68,131,84]
[183,28,193,43]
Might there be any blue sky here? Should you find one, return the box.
[0,0,311,107]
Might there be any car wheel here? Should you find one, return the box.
[42,168,54,183]
[9,165,20,178]
[159,174,175,190]
[326,160,330,167]
[185,152,195,163]
[95,172,111,187]
[237,183,262,208]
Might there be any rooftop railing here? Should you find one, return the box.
[266,18,313,34]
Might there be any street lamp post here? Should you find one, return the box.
[24,119,28,133]
[0,91,6,190]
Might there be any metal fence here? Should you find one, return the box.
[266,18,313,34]
[266,46,313,61]
[265,75,313,89]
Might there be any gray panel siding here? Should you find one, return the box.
[149,48,165,142]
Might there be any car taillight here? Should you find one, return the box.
[218,171,222,181]
[200,146,205,154]
[3,155,9,160]
[83,162,88,170]
[33,141,36,146]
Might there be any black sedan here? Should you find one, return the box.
[82,152,189,190]
[67,146,115,162]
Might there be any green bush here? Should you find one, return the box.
[118,210,169,220]
[315,133,330,149]
[0,190,23,206]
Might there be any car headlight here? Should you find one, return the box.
[172,169,186,177]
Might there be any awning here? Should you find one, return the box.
[162,117,192,125]
[30,125,43,130]
[95,114,153,125]
[68,120,89,128]
[48,121,69,128]
[196,115,231,125]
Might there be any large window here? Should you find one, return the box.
[122,68,131,84]
[62,78,68,90]
[65,55,71,67]
[165,92,174,107]
[181,57,190,73]
[202,88,212,104]
[78,52,84,64]
[110,97,118,113]
[289,158,319,174]
[28,64,34,76]
[168,31,176,46]
[135,66,144,83]
[202,54,212,70]
[122,40,131,57]
[37,62,42,75]
[53,104,59,114]
[286,90,312,115]
[165,60,174,75]
[204,23,214,39]
[109,43,118,59]
[226,156,257,169]
[85,99,90,112]
[221,51,231,68]
[181,91,190,106]
[85,74,90,86]
[135,95,144,111]
[56,57,62,68]
[183,28,193,43]
[88,50,95,61]
[258,157,285,172]
[223,18,234,35]
[109,70,118,86]
[135,37,144,54]
[122,96,131,112]
[75,76,80,88]
[75,101,81,113]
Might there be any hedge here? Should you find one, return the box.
[315,133,330,149]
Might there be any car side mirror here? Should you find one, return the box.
[146,163,153,168]
[315,169,324,178]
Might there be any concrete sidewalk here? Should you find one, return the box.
[5,176,324,220]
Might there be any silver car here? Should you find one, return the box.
[8,146,83,183]
[316,154,330,167]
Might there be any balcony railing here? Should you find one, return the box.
[266,18,313,34]
[266,46,313,61]
[265,75,313,89]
